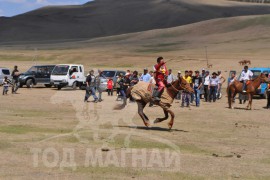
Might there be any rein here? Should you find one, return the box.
[169,80,188,93]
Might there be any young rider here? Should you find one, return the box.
[153,57,168,102]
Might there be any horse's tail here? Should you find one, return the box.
[113,87,133,110]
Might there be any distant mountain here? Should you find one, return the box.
[1,0,270,44]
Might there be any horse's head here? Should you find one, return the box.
[259,73,270,83]
[171,77,194,93]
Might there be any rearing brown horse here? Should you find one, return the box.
[114,77,194,129]
[227,73,269,110]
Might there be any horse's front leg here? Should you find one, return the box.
[167,109,175,130]
[154,109,169,124]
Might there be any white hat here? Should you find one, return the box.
[178,71,181,74]
[125,73,130,76]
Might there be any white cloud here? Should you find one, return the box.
[35,0,48,5]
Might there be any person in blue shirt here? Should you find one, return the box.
[140,68,151,83]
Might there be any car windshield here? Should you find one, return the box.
[26,66,37,73]
[52,65,70,75]
[2,69,10,75]
[102,71,116,78]
[251,70,261,78]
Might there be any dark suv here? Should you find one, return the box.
[19,65,55,88]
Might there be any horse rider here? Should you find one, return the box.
[152,56,168,102]
[266,73,270,109]
[239,66,253,93]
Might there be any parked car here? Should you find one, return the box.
[0,67,12,83]
[19,65,56,88]
[50,64,86,90]
[249,67,270,98]
[100,70,126,91]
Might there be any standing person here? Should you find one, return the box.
[176,71,182,100]
[130,71,139,87]
[149,71,156,107]
[209,72,220,102]
[228,72,237,85]
[189,70,195,104]
[95,70,107,102]
[140,68,151,83]
[153,57,168,102]
[118,73,130,105]
[200,69,206,99]
[116,75,121,97]
[239,66,253,93]
[193,71,203,107]
[129,71,139,102]
[203,71,210,102]
[182,70,192,108]
[217,71,226,99]
[2,76,13,95]
[167,69,175,84]
[11,65,20,94]
[84,70,98,103]
[107,78,114,96]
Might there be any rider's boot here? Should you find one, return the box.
[242,81,247,93]
[152,90,162,102]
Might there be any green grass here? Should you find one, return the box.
[228,16,270,31]
[0,141,13,150]
[73,166,205,180]
[0,54,54,62]
[0,125,71,134]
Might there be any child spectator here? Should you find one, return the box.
[2,76,13,95]
[107,78,114,96]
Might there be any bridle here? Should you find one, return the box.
[169,79,189,92]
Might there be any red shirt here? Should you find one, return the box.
[107,80,113,89]
[154,62,168,81]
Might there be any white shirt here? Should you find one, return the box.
[218,75,222,84]
[239,70,253,81]
[204,75,210,85]
[150,77,156,84]
[210,77,219,86]
[167,74,175,84]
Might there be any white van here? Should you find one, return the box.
[50,64,86,90]
[0,67,12,83]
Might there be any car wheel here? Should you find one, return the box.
[26,79,34,88]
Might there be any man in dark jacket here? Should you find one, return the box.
[84,70,98,103]
[11,65,20,93]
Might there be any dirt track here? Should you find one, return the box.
[0,83,269,179]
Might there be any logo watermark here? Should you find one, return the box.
[30,87,181,171]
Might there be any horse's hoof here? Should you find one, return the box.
[144,121,150,127]
[168,123,173,130]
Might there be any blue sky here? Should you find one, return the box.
[0,0,91,17]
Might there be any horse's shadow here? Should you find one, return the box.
[116,125,189,132]
[227,107,260,111]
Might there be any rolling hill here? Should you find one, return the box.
[1,0,270,44]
